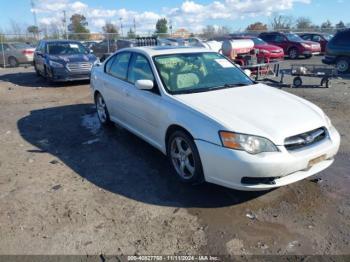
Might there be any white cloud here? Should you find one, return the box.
[34,0,311,33]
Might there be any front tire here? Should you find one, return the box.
[34,62,40,76]
[336,57,350,73]
[288,48,299,59]
[44,66,53,84]
[95,93,112,126]
[167,130,204,184]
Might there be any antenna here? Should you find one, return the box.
[30,0,38,28]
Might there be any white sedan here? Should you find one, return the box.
[90,46,340,191]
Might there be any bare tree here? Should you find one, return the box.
[217,26,231,36]
[201,25,216,39]
[9,20,23,35]
[270,15,294,30]
[296,17,313,31]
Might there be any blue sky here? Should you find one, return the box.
[0,0,349,33]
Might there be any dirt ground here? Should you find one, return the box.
[0,56,349,256]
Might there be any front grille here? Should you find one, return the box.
[66,62,92,72]
[271,50,282,53]
[285,127,327,151]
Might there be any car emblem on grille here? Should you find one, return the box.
[304,135,314,144]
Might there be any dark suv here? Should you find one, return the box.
[34,40,98,82]
[322,29,350,73]
[259,32,321,59]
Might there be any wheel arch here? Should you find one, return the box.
[287,46,299,53]
[165,124,194,155]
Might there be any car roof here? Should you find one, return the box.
[41,40,81,44]
[119,46,215,56]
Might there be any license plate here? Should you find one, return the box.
[308,155,326,168]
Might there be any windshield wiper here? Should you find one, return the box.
[172,83,250,95]
[224,83,249,88]
[207,83,249,90]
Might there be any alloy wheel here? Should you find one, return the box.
[289,49,298,59]
[336,59,349,73]
[170,137,195,180]
[96,95,107,123]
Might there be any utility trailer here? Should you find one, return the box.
[284,64,338,88]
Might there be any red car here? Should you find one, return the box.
[259,32,321,59]
[299,33,333,53]
[232,36,284,63]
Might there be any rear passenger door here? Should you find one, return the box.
[102,52,132,122]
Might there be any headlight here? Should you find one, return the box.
[49,61,64,68]
[260,49,270,54]
[301,43,311,48]
[219,131,278,154]
[324,114,332,127]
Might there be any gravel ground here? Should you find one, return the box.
[0,56,349,256]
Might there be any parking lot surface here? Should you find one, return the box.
[0,56,349,255]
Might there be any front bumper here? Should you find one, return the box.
[50,67,91,82]
[322,56,337,65]
[195,126,340,191]
[302,50,320,56]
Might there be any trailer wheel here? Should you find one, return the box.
[293,77,302,88]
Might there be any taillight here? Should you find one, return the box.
[22,50,34,55]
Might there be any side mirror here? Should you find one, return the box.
[135,79,154,90]
[244,69,252,77]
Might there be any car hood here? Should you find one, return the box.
[48,54,97,63]
[256,44,283,52]
[174,84,326,145]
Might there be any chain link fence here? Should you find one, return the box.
[0,28,344,67]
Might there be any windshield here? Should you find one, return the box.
[251,38,267,45]
[47,42,88,55]
[154,52,253,94]
[323,34,333,41]
[286,33,303,42]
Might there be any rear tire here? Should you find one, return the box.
[8,57,18,67]
[336,57,350,73]
[167,130,204,184]
[95,92,112,126]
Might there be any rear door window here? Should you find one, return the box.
[108,52,131,80]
